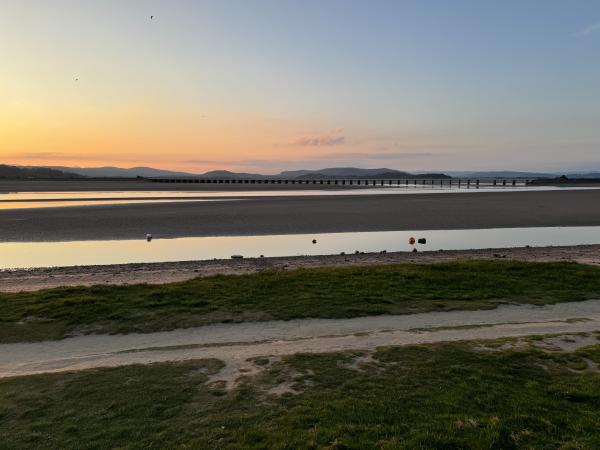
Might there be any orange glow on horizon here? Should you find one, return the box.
[0,100,319,172]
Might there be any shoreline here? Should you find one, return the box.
[2,244,599,292]
[3,178,600,193]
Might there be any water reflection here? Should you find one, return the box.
[0,187,525,201]
[1,186,598,210]
[0,199,239,210]
[1,226,599,269]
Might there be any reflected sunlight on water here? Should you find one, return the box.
[1,226,599,269]
[0,199,239,210]
[2,186,598,210]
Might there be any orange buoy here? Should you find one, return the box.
[408,237,416,245]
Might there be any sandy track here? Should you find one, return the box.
[2,300,599,379]
[1,244,599,292]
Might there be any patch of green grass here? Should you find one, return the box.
[2,260,600,342]
[1,342,599,449]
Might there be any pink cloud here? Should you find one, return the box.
[290,131,345,147]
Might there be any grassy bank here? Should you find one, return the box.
[2,260,600,343]
[1,338,599,449]
[3,260,600,343]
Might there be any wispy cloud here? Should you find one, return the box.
[8,151,149,164]
[321,151,443,160]
[574,20,600,36]
[18,151,67,160]
[290,130,345,147]
[13,152,105,162]
[183,159,233,165]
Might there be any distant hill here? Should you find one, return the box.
[565,172,600,179]
[443,171,557,179]
[442,170,600,179]
[22,164,597,180]
[282,167,404,178]
[16,165,452,179]
[282,167,451,179]
[201,170,265,179]
[40,166,196,178]
[277,169,314,178]
[0,165,83,179]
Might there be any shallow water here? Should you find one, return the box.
[1,226,599,269]
[0,198,239,210]
[1,185,597,210]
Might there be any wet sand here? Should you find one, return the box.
[2,300,599,378]
[2,189,600,241]
[2,244,599,292]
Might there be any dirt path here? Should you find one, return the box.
[2,300,599,379]
[2,244,600,292]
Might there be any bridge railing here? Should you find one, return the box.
[146,177,532,187]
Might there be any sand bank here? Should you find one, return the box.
[2,189,600,241]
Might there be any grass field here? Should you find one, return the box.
[2,261,600,343]
[1,338,599,449]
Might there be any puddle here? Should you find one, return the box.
[0,226,599,269]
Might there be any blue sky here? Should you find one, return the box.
[1,0,599,172]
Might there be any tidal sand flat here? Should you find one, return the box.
[2,189,600,241]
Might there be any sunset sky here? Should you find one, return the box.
[1,0,599,173]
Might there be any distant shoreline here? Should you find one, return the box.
[0,179,372,192]
[2,176,600,193]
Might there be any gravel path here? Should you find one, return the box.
[2,300,599,379]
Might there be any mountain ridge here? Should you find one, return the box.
[0,165,83,179]
[9,164,600,179]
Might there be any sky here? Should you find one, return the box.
[1,0,599,174]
